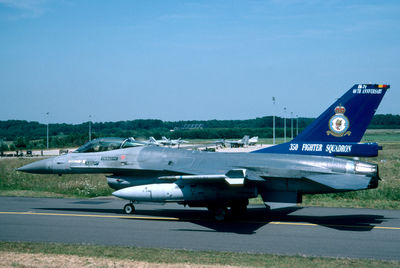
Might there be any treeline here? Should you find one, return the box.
[0,114,399,150]
[370,114,400,129]
[0,117,313,142]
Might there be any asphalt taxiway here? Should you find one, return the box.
[0,196,399,260]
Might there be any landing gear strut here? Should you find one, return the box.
[230,200,248,217]
[207,200,249,221]
[123,202,135,214]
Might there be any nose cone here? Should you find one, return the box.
[17,158,53,174]
[112,187,136,201]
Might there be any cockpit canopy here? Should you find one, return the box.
[75,137,145,153]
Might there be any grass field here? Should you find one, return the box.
[0,158,112,198]
[1,241,399,267]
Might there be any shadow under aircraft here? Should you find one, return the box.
[36,205,386,235]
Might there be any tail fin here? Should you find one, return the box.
[249,136,258,145]
[293,84,389,143]
[149,137,157,143]
[252,84,389,157]
[242,135,249,145]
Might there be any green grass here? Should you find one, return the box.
[1,241,399,267]
[362,129,400,143]
[0,158,112,198]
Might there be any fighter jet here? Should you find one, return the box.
[216,135,250,148]
[149,136,188,146]
[226,135,250,148]
[18,84,389,220]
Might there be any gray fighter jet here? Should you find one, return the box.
[225,135,250,148]
[153,136,188,146]
[18,84,389,220]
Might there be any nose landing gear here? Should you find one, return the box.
[123,202,135,214]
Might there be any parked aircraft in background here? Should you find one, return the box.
[216,135,250,148]
[148,137,161,146]
[18,84,389,220]
[227,135,249,148]
[248,136,258,146]
[215,136,258,147]
[148,136,188,146]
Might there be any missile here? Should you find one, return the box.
[112,183,185,202]
[113,182,258,203]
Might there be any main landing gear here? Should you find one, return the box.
[123,202,135,214]
[208,207,228,221]
[208,200,249,221]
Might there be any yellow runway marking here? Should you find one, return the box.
[0,211,179,221]
[1,211,400,230]
[268,221,400,230]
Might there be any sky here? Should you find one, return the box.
[0,0,399,124]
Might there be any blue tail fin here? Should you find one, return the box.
[293,84,389,142]
[253,84,389,157]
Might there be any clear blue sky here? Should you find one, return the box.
[1,0,399,124]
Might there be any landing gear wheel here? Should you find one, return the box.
[214,208,227,221]
[123,203,135,214]
[208,207,228,221]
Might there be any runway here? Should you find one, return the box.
[0,196,399,261]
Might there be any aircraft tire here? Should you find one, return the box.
[123,203,135,214]
[208,207,227,221]
[215,208,228,221]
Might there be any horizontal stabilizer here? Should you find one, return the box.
[265,202,298,210]
[260,191,301,209]
[305,174,372,191]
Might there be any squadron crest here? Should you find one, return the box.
[326,105,351,137]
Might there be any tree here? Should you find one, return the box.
[14,137,27,149]
[0,142,9,155]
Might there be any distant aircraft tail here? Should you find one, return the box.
[253,84,389,157]
[242,135,250,145]
[249,136,258,145]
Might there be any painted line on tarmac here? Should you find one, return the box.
[0,211,180,221]
[1,211,400,231]
[268,221,400,230]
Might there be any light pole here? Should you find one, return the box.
[283,107,287,143]
[291,112,293,140]
[46,112,49,149]
[272,97,276,145]
[296,115,299,136]
[89,115,92,141]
